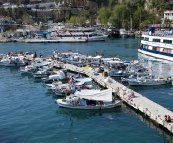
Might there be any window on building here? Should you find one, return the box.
[153,39,160,42]
[163,39,172,44]
[145,37,149,41]
[153,47,157,50]
[163,48,172,53]
[156,47,160,51]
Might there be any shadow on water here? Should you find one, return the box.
[56,107,122,120]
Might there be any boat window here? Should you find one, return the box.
[152,47,157,51]
[156,47,160,51]
[163,48,172,53]
[144,37,149,41]
[141,37,144,40]
[163,39,172,44]
[153,39,160,42]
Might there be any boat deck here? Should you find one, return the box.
[25,39,87,43]
[52,60,173,133]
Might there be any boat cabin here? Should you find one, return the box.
[140,34,173,55]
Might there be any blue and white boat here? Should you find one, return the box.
[55,89,122,110]
[138,27,173,61]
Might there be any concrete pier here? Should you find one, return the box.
[52,60,173,133]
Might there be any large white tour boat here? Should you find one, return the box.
[138,27,173,61]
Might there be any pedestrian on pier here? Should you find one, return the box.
[34,52,37,58]
[40,53,43,58]
[165,115,171,122]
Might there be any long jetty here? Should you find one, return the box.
[51,60,173,133]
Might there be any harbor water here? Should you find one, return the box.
[1,38,173,143]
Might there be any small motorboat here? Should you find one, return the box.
[128,76,172,86]
[32,66,53,78]
[109,70,127,77]
[42,70,67,83]
[32,69,51,78]
[55,89,122,110]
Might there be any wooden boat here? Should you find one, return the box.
[128,76,172,86]
[119,29,128,38]
[109,70,127,77]
[127,30,135,38]
[42,70,67,83]
[20,61,51,74]
[32,69,51,78]
[55,89,122,110]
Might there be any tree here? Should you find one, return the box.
[164,18,172,24]
[111,4,130,28]
[97,7,111,27]
[68,16,77,27]
[76,15,86,26]
[108,0,118,10]
[22,13,34,24]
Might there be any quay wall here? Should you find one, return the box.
[52,60,173,133]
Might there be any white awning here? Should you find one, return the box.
[74,88,112,102]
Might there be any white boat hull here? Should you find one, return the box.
[88,35,108,41]
[33,73,49,78]
[5,63,26,67]
[128,80,172,86]
[138,49,173,62]
[56,99,121,110]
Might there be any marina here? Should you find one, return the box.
[52,61,173,133]
[1,38,173,142]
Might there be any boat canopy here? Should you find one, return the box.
[75,81,85,86]
[92,55,102,59]
[73,78,92,82]
[74,89,112,102]
[102,57,120,61]
[31,61,50,68]
[57,70,66,79]
[49,70,65,80]
[108,61,124,64]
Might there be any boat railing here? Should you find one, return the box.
[142,31,173,37]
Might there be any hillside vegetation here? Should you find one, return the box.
[0,0,171,29]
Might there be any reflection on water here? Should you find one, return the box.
[56,107,122,120]
[138,53,173,78]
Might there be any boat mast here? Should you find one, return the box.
[139,8,141,30]
[130,2,132,31]
[130,15,132,31]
